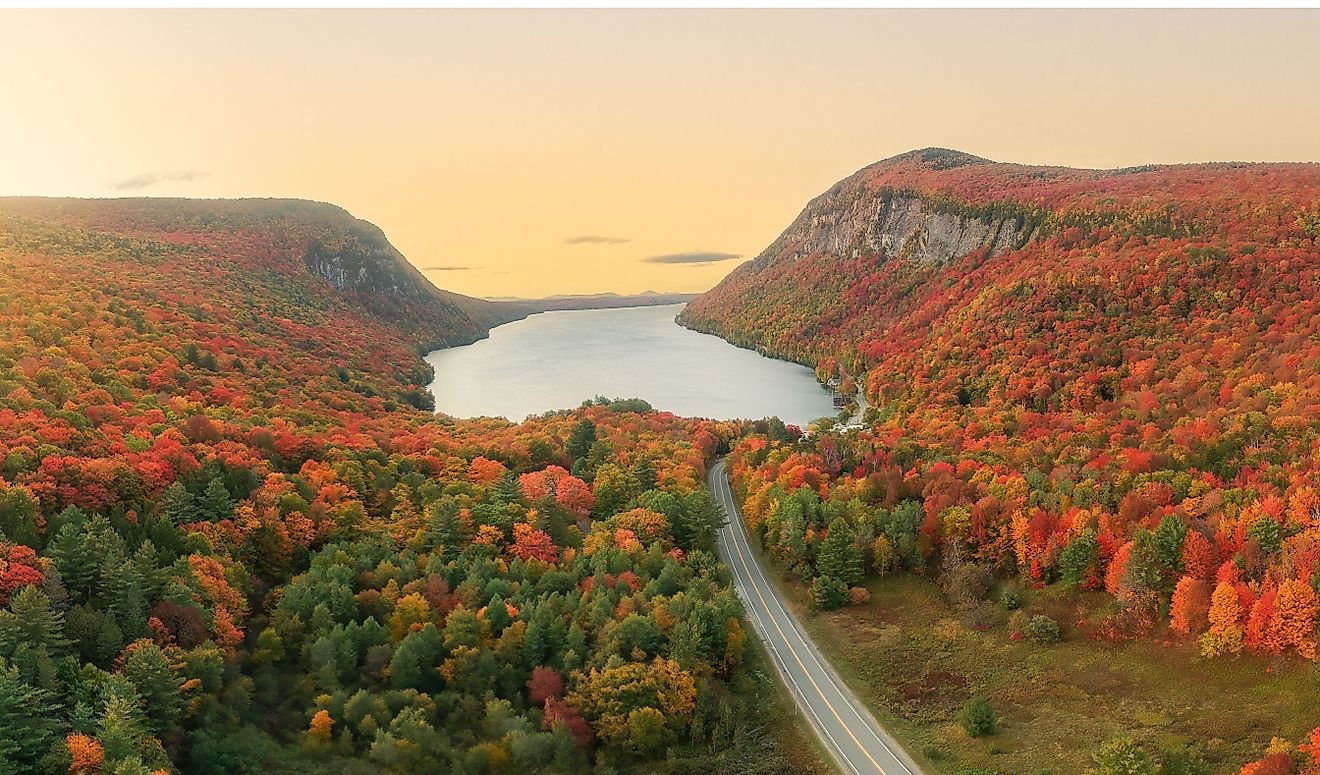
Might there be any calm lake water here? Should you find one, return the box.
[425,304,835,426]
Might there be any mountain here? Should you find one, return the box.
[699,148,1320,771]
[491,291,701,312]
[682,148,1320,410]
[0,197,528,353]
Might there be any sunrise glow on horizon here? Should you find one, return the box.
[4,8,1320,298]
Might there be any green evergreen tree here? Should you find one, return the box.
[102,560,149,640]
[1122,529,1164,599]
[817,518,862,587]
[566,419,597,462]
[200,477,234,522]
[1153,516,1188,576]
[156,481,197,526]
[809,575,849,610]
[485,594,512,634]
[48,523,96,603]
[388,624,444,693]
[97,687,149,763]
[0,660,61,772]
[0,586,69,662]
[491,472,525,505]
[678,487,725,552]
[425,499,464,559]
[631,458,657,493]
[1247,516,1283,557]
[121,642,183,735]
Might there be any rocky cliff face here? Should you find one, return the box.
[735,149,1030,278]
[300,212,531,342]
[304,221,433,297]
[759,189,1026,268]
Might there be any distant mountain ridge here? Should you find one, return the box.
[487,291,700,312]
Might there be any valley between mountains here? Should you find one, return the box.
[1,147,1318,775]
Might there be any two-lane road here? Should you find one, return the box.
[709,459,922,775]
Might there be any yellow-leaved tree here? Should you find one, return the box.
[566,657,696,754]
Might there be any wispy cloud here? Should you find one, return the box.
[421,265,480,272]
[111,169,209,191]
[642,250,742,265]
[565,235,631,245]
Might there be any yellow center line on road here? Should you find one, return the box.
[714,462,889,775]
[717,465,916,775]
[716,527,861,775]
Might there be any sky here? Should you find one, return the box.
[2,9,1319,299]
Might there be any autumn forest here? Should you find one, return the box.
[1,144,1319,775]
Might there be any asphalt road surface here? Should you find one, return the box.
[709,458,923,775]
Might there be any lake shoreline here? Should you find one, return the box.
[423,304,837,426]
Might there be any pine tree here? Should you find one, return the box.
[817,518,862,587]
[388,624,444,692]
[0,661,61,771]
[47,523,95,603]
[1152,516,1188,580]
[1121,529,1164,601]
[425,498,464,559]
[0,586,69,661]
[566,419,597,462]
[156,482,197,526]
[810,576,849,610]
[96,682,150,763]
[121,642,183,735]
[200,477,234,522]
[491,472,525,505]
[1059,528,1101,587]
[678,488,725,552]
[102,560,148,640]
[631,458,657,493]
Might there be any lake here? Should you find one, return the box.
[425,303,836,426]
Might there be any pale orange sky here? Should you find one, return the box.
[2,9,1319,298]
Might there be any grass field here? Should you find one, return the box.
[763,567,1318,775]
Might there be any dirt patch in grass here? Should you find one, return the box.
[897,670,969,710]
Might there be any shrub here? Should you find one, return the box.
[944,562,993,607]
[961,600,1000,630]
[1023,614,1061,643]
[961,696,997,737]
[1087,736,1155,775]
[810,575,849,610]
[1158,744,1210,775]
[848,586,871,605]
[1000,588,1022,611]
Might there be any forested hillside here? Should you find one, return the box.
[685,150,1320,772]
[0,200,819,775]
